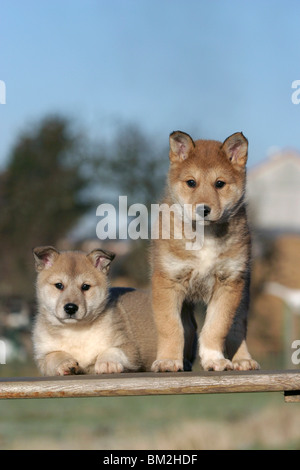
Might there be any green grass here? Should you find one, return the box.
[0,390,292,450]
[0,361,299,450]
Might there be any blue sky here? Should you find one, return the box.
[1,0,300,169]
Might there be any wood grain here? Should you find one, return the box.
[0,370,300,400]
[284,390,300,402]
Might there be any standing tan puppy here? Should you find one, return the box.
[151,131,260,372]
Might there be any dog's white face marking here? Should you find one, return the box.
[34,250,111,326]
[38,272,108,325]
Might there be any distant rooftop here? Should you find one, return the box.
[247,149,300,233]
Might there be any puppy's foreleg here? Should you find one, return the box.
[151,273,185,372]
[199,278,245,371]
[38,351,82,376]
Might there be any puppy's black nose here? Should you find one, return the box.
[203,205,211,217]
[64,303,78,316]
[197,205,211,218]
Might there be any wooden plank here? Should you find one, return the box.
[0,370,300,399]
[284,390,300,403]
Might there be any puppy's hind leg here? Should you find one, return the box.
[225,311,260,371]
[95,347,136,374]
[182,301,198,371]
[225,275,260,371]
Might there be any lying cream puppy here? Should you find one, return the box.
[32,246,197,376]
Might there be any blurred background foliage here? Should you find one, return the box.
[0,116,91,298]
[0,116,167,298]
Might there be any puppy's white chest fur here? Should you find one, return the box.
[34,312,115,369]
[193,236,221,272]
[167,234,221,274]
[163,235,225,303]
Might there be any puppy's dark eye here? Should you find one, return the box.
[215,180,226,189]
[81,284,91,291]
[186,179,196,188]
[55,283,64,290]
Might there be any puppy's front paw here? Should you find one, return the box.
[56,359,81,376]
[201,358,233,371]
[151,359,183,372]
[232,359,260,371]
[95,361,124,374]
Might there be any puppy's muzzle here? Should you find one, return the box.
[64,303,79,317]
[196,205,211,219]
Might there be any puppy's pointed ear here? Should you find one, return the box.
[33,246,60,272]
[169,131,195,162]
[87,249,116,274]
[222,132,248,168]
